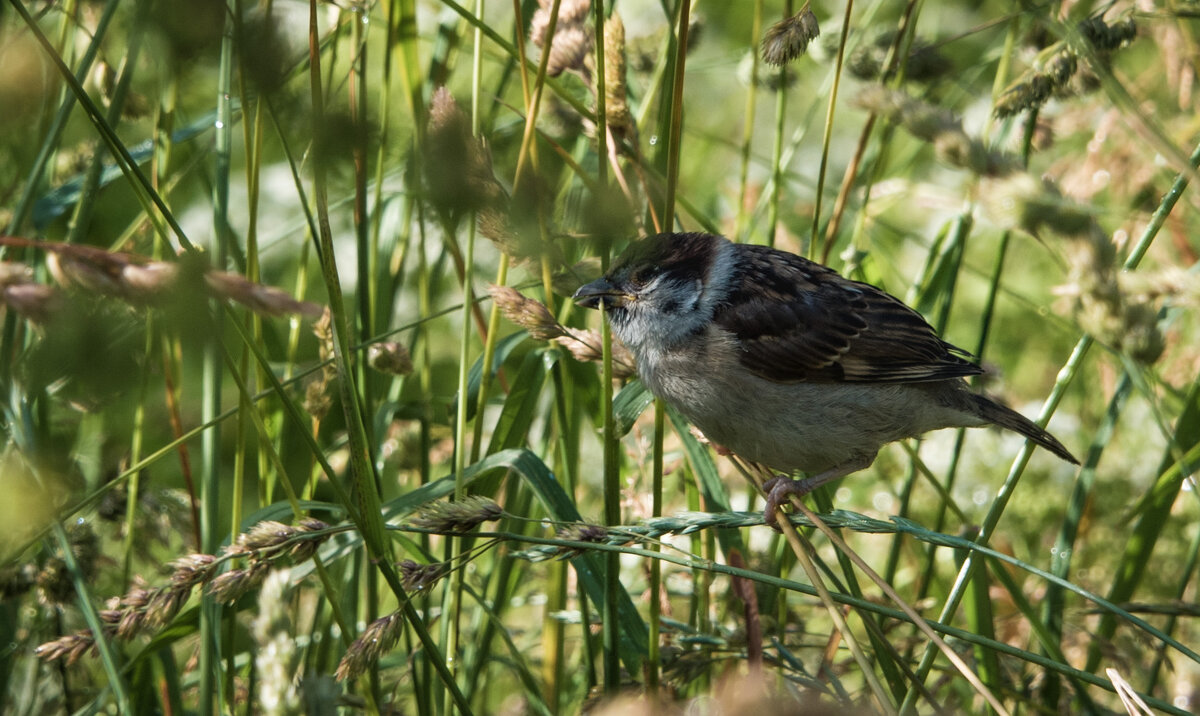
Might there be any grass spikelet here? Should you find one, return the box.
[334,610,404,682]
[410,496,503,534]
[761,5,819,66]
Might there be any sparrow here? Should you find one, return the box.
[573,232,1078,522]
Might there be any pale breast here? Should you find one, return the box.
[637,326,982,474]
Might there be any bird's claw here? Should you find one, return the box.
[762,475,813,526]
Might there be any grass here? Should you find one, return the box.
[2,0,1199,714]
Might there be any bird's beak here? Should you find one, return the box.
[573,278,632,310]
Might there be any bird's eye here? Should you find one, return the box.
[629,267,657,287]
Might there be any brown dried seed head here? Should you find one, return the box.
[288,518,332,560]
[490,285,565,340]
[304,378,333,421]
[170,553,217,588]
[0,239,322,318]
[531,0,593,77]
[931,130,1005,175]
[298,517,330,532]
[981,174,1098,240]
[549,0,591,26]
[558,522,608,543]
[120,584,152,610]
[603,12,633,137]
[146,586,191,629]
[428,86,468,137]
[994,50,1080,120]
[530,0,591,44]
[239,521,297,551]
[367,341,414,376]
[335,610,404,682]
[426,87,505,217]
[427,88,481,176]
[204,271,323,318]
[35,632,96,665]
[4,282,59,323]
[548,27,591,77]
[554,327,636,378]
[399,559,447,591]
[553,522,610,558]
[36,558,73,607]
[312,307,334,362]
[120,261,179,298]
[0,262,33,286]
[1080,16,1137,52]
[0,563,35,600]
[761,7,820,66]
[855,87,958,141]
[206,562,270,604]
[852,84,907,118]
[116,606,146,640]
[45,250,123,296]
[477,207,542,264]
[410,496,503,533]
[222,542,252,558]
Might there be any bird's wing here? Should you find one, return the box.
[713,246,982,383]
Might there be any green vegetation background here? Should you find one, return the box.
[1,0,1198,714]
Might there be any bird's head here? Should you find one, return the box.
[573,232,737,353]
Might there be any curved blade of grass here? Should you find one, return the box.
[33,75,222,225]
[884,514,1200,666]
[7,0,192,250]
[663,405,751,560]
[52,521,131,712]
[613,378,653,437]
[459,580,553,716]
[486,349,554,457]
[5,0,120,236]
[462,331,527,423]
[378,448,648,672]
[620,508,1200,666]
[305,4,469,709]
[508,524,1185,714]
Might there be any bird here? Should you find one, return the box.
[573,231,1078,523]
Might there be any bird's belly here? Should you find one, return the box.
[646,362,968,473]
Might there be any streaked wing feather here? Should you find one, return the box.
[714,246,981,383]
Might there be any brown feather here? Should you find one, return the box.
[714,245,981,383]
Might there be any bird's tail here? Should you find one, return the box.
[970,393,1080,465]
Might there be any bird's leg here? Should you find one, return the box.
[762,453,876,524]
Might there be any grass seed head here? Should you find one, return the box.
[35,632,96,665]
[367,341,414,376]
[410,496,503,533]
[335,610,404,682]
[490,285,565,341]
[206,561,270,605]
[761,7,820,66]
[531,0,593,77]
[399,559,447,592]
[555,327,637,378]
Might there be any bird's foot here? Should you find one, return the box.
[761,455,876,526]
[762,475,816,525]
